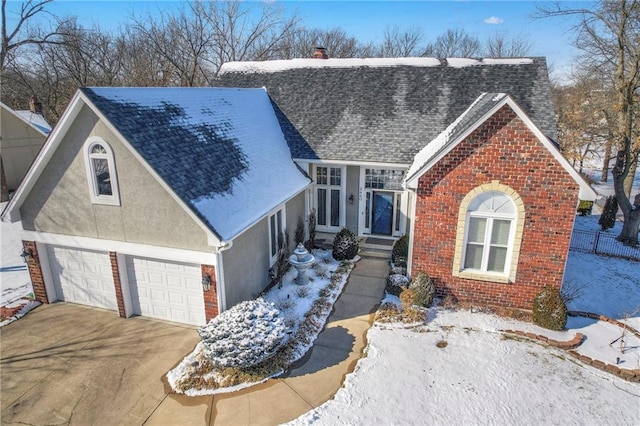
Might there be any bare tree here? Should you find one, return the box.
[379,25,422,57]
[484,32,532,58]
[1,0,70,70]
[552,74,612,173]
[273,27,366,59]
[423,29,481,58]
[539,0,640,245]
[131,5,214,86]
[195,0,299,73]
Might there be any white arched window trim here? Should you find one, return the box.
[452,182,525,284]
[83,137,120,206]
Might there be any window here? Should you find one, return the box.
[365,169,405,190]
[268,207,285,265]
[84,137,120,206]
[315,166,343,229]
[452,183,525,283]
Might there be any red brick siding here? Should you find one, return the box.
[412,105,579,310]
[109,252,126,318]
[202,264,218,321]
[22,241,49,304]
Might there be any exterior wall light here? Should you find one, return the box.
[20,248,34,264]
[202,274,212,292]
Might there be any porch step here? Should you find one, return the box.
[359,247,392,259]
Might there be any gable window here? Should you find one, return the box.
[84,137,120,206]
[268,207,285,265]
[452,183,525,283]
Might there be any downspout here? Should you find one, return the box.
[214,240,233,313]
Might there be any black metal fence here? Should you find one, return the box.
[570,229,640,261]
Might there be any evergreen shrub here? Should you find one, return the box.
[409,271,435,307]
[332,228,359,260]
[598,195,618,230]
[391,234,409,267]
[198,299,286,368]
[532,287,567,331]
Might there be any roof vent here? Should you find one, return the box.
[313,47,328,59]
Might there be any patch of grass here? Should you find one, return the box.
[436,340,448,348]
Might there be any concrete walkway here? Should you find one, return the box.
[146,256,389,425]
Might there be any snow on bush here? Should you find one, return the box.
[386,274,410,296]
[332,228,359,260]
[197,299,286,368]
[532,287,567,331]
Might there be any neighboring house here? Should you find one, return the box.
[1,56,599,323]
[1,100,52,191]
[217,56,597,310]
[2,87,310,325]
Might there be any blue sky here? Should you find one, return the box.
[9,0,594,80]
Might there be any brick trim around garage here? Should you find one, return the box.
[23,240,48,304]
[202,264,218,322]
[109,252,126,318]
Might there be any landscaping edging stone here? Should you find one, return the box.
[501,310,640,383]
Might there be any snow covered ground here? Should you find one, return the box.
[289,211,640,426]
[0,203,34,310]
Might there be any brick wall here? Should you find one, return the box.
[411,105,579,310]
[22,241,48,304]
[202,264,219,321]
[109,252,126,318]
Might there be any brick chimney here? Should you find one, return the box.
[313,47,328,59]
[28,96,43,114]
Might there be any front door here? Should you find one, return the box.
[372,191,394,235]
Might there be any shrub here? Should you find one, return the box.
[198,299,286,368]
[598,195,618,230]
[577,200,594,216]
[409,271,435,307]
[304,209,317,250]
[386,274,410,296]
[294,216,305,246]
[332,228,359,260]
[532,287,567,331]
[391,235,409,267]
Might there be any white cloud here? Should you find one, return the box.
[484,16,504,25]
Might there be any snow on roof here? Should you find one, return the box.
[446,58,534,68]
[14,110,52,134]
[82,87,310,241]
[406,93,493,182]
[219,57,534,75]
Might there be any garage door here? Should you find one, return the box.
[126,256,205,325]
[48,245,118,311]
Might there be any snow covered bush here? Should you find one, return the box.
[386,274,410,296]
[532,287,567,331]
[392,235,409,267]
[197,299,286,368]
[332,228,359,260]
[409,271,435,307]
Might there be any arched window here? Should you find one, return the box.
[452,183,525,283]
[84,138,120,205]
[463,191,515,273]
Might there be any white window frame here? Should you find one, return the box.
[83,137,120,206]
[452,183,525,284]
[267,206,286,266]
[313,164,345,232]
[462,212,515,275]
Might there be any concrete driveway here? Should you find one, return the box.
[0,303,200,425]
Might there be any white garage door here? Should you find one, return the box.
[48,245,118,311]
[126,256,205,325]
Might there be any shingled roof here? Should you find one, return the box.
[215,57,557,164]
[81,87,310,241]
